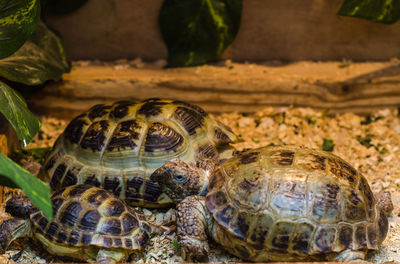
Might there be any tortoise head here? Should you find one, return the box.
[374,190,394,245]
[5,195,35,219]
[150,158,210,202]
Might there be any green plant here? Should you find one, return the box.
[0,0,71,220]
[338,0,400,24]
[159,0,242,67]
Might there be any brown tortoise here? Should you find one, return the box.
[40,98,236,207]
[0,185,169,263]
[151,146,393,261]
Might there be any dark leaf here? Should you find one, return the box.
[0,21,70,85]
[0,0,40,59]
[0,80,41,146]
[0,153,52,220]
[10,147,51,164]
[159,0,242,67]
[338,0,400,24]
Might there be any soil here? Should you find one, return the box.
[0,106,399,263]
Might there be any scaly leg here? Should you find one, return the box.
[176,195,211,261]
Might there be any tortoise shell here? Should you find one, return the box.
[206,146,388,261]
[41,99,236,207]
[30,185,153,253]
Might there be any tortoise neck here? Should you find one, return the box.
[198,170,209,196]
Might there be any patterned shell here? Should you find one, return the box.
[41,99,236,206]
[206,147,388,261]
[30,185,153,250]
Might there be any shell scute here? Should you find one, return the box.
[122,213,139,234]
[46,222,59,238]
[355,225,367,248]
[56,230,68,243]
[81,234,92,245]
[172,100,208,117]
[270,221,295,252]
[109,101,135,119]
[61,169,78,188]
[326,156,358,186]
[230,212,250,238]
[269,150,295,166]
[314,226,336,252]
[101,218,122,236]
[105,200,125,217]
[86,189,109,206]
[174,106,204,135]
[79,210,101,232]
[270,178,307,218]
[80,120,110,152]
[291,222,315,254]
[106,120,141,152]
[88,104,111,121]
[295,153,327,172]
[338,224,353,249]
[50,164,67,189]
[137,100,168,117]
[103,176,122,196]
[343,188,367,222]
[64,114,88,144]
[60,202,83,227]
[67,230,80,245]
[144,122,184,153]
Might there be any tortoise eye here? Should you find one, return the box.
[174,174,186,183]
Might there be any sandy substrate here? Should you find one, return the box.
[0,106,399,263]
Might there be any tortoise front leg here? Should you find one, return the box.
[176,195,211,261]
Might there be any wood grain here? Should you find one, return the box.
[28,61,400,119]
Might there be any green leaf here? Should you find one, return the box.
[0,0,40,59]
[0,80,41,146]
[44,0,88,14]
[0,21,70,85]
[10,147,51,164]
[322,138,335,152]
[338,0,400,24]
[159,0,242,67]
[0,153,52,220]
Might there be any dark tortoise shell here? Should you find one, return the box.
[205,147,389,261]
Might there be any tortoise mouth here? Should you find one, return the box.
[159,185,184,203]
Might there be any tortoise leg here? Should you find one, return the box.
[334,249,367,262]
[0,219,31,253]
[176,195,211,261]
[96,248,127,263]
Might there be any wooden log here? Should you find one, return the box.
[28,61,400,119]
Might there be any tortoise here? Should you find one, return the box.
[40,98,236,208]
[151,146,393,261]
[0,184,169,263]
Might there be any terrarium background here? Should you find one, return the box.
[1,0,400,263]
